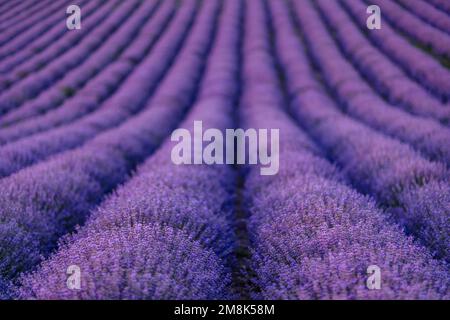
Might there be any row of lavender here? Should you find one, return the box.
[291,0,449,264]
[243,0,448,300]
[0,0,183,179]
[0,0,135,111]
[395,0,450,33]
[317,0,449,124]
[428,0,450,15]
[372,0,450,57]
[0,0,172,142]
[0,0,205,288]
[0,0,67,49]
[0,0,95,72]
[0,0,448,155]
[0,0,40,27]
[18,0,243,298]
[342,0,450,101]
[312,0,450,168]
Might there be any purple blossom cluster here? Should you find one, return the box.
[240,0,449,300]
[0,0,448,301]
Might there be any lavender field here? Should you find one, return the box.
[0,0,449,300]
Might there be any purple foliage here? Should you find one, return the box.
[249,174,449,299]
[0,0,46,31]
[0,0,68,48]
